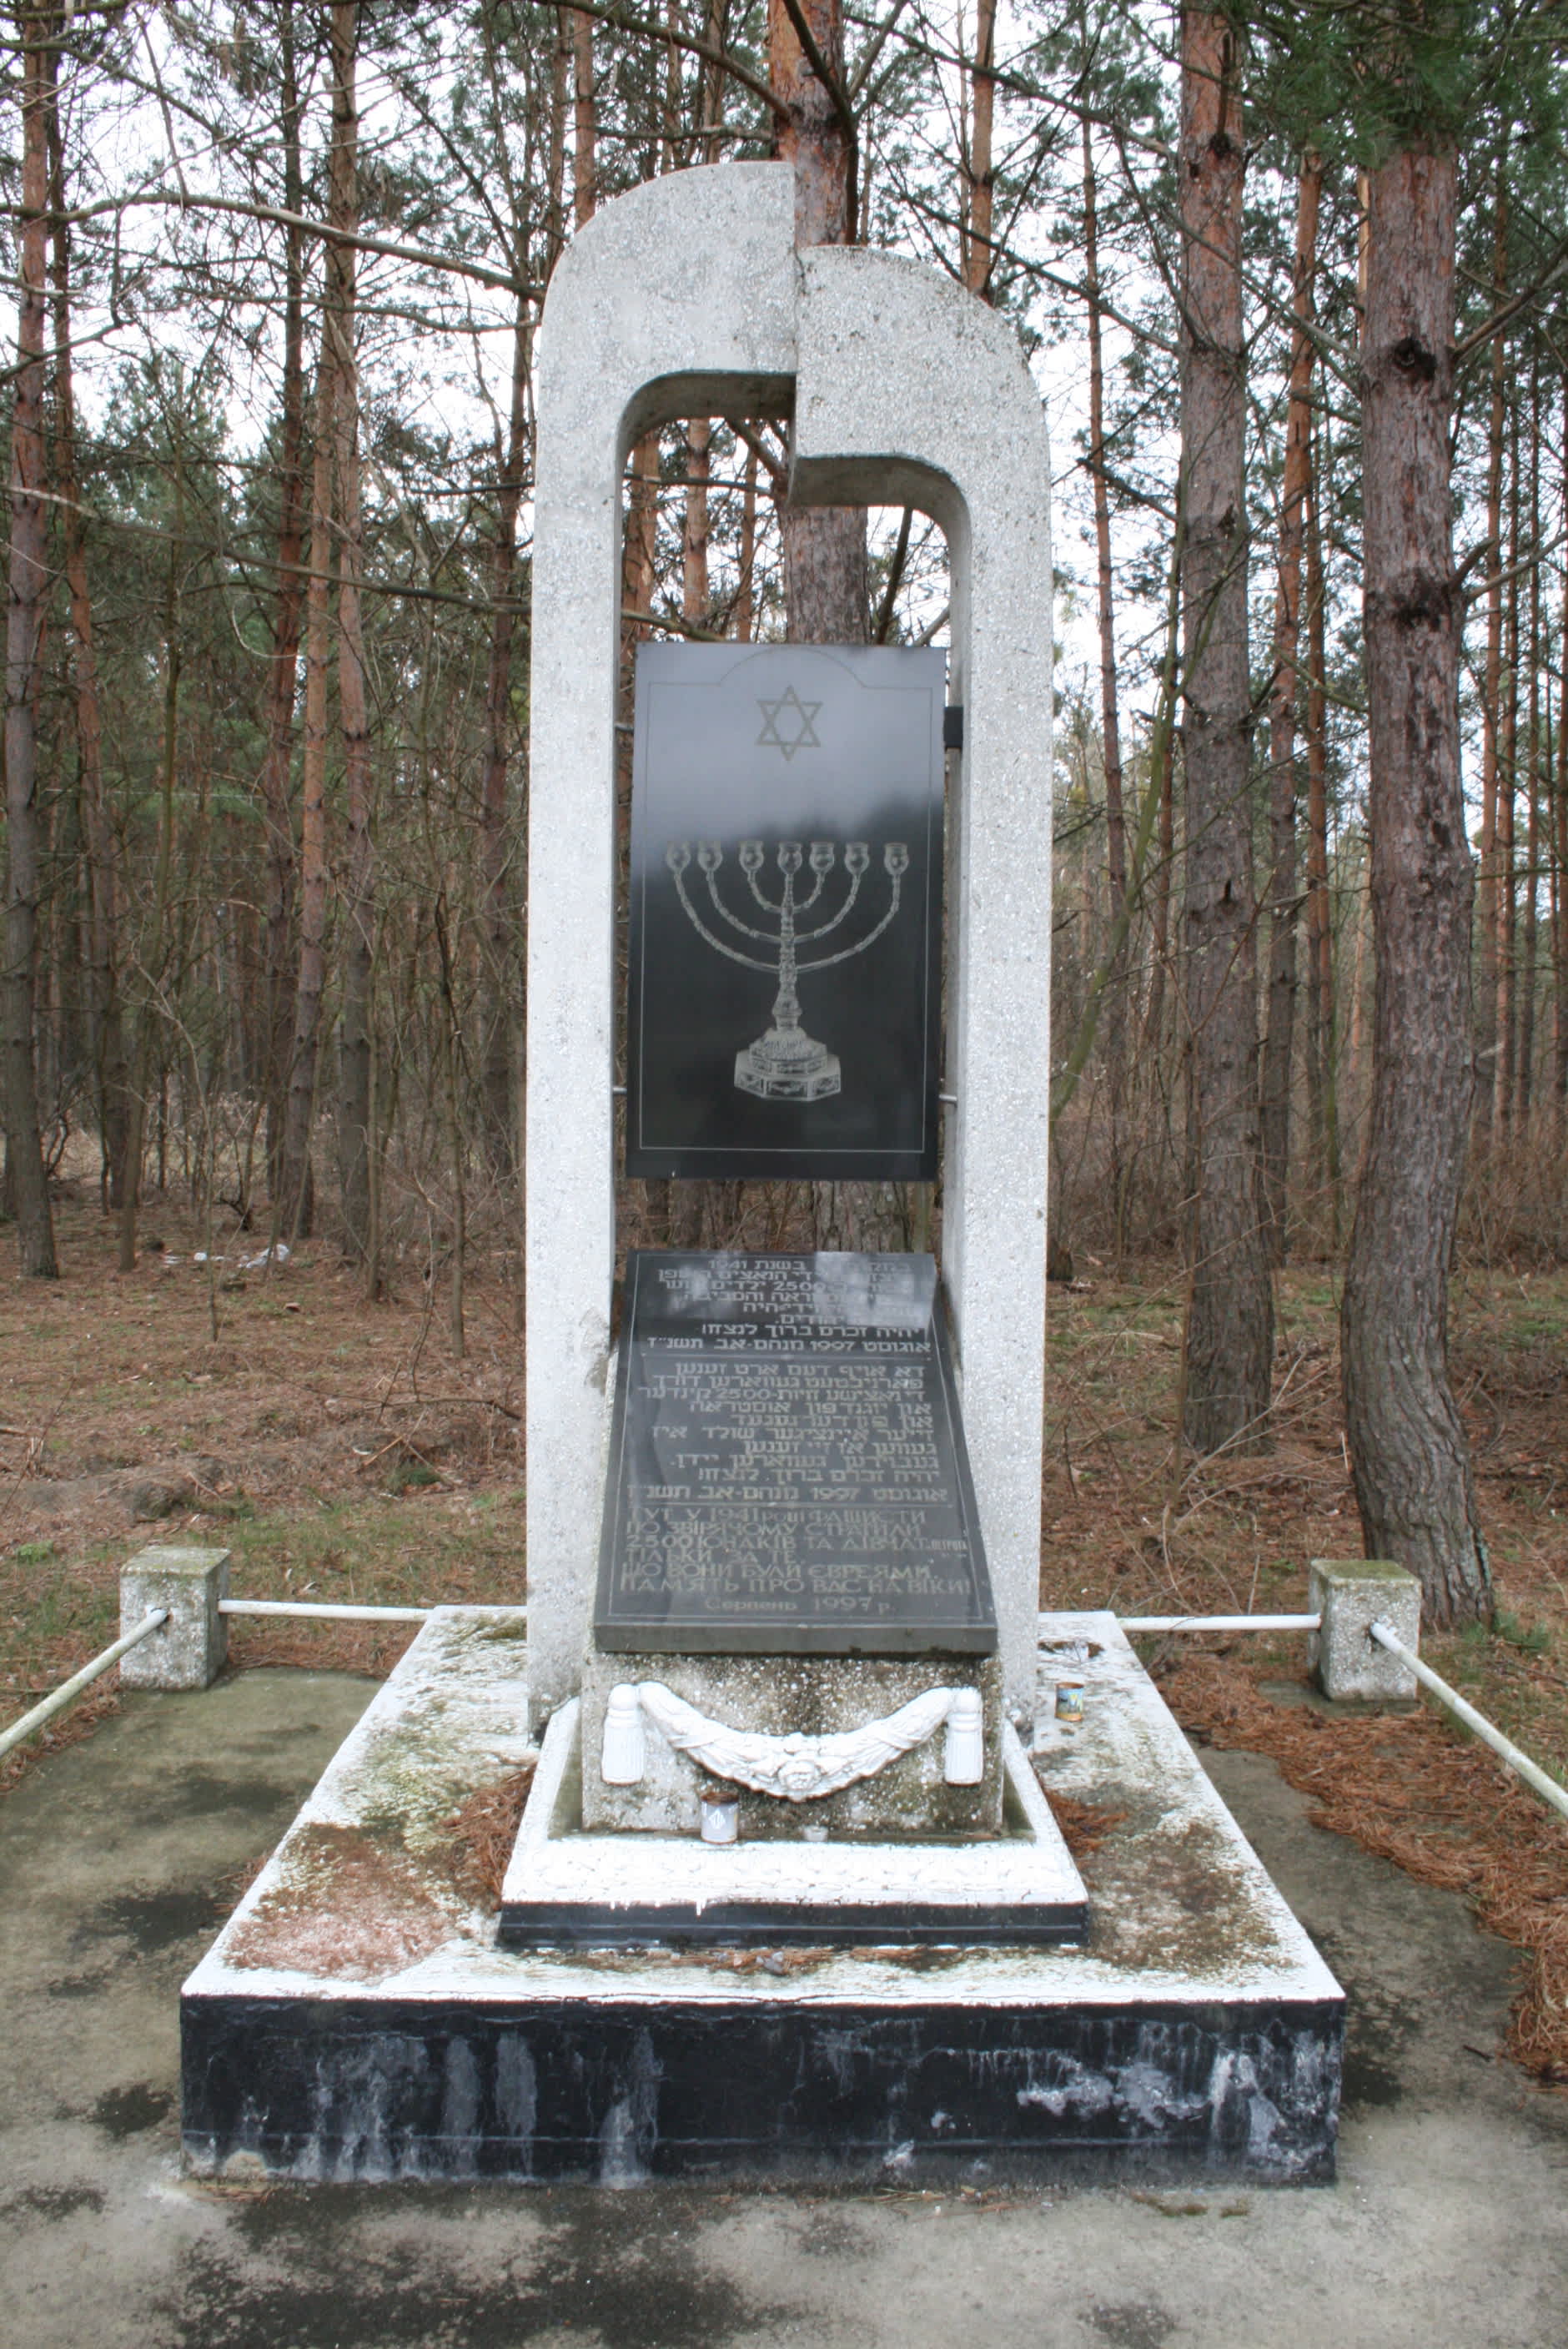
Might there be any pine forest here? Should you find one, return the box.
[4,1,1568,2070]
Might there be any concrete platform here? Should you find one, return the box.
[10,1666,1565,2346]
[178,1610,1342,2183]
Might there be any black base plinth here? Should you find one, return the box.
[182,1990,1342,2186]
[495,1897,1091,1950]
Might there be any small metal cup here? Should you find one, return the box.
[1054,1678,1086,1728]
[700,1786,739,1845]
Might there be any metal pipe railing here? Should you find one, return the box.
[1369,1619,1568,1827]
[0,1610,168,1763]
[1114,1613,1322,1634]
[219,1599,433,1623]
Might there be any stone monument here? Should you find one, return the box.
[525,163,1055,1729]
[178,162,1344,2185]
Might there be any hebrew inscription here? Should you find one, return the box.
[595,1250,996,1656]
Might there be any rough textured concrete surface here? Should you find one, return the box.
[117,1545,229,1689]
[526,164,1055,1718]
[4,1668,1565,2345]
[1309,1558,1421,1701]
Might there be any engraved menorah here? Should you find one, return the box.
[665,837,907,1101]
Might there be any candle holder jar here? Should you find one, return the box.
[699,1784,740,1844]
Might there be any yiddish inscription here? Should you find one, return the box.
[595,1251,996,1655]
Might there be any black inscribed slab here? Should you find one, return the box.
[626,642,945,1182]
[594,1250,996,1657]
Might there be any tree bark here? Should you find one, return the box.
[683,418,711,628]
[277,348,336,1245]
[1177,8,1272,1452]
[1260,153,1320,1262]
[118,426,183,1272]
[480,291,531,1180]
[1475,159,1507,1139]
[769,0,867,643]
[329,1,375,1275]
[1518,360,1541,1127]
[1303,406,1339,1233]
[258,3,307,1204]
[1556,376,1568,1138]
[1495,400,1520,1128]
[46,38,125,1214]
[962,0,997,299]
[735,445,758,641]
[1340,144,1490,1627]
[1083,116,1129,1238]
[571,5,596,227]
[2,6,59,1276]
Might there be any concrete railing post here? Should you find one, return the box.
[118,1546,232,1689]
[1308,1558,1420,1702]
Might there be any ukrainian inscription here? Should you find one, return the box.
[595,1251,996,1655]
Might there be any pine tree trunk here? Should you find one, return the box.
[962,0,996,299]
[1475,173,1508,1139]
[1177,9,1272,1452]
[683,420,711,627]
[1518,362,1541,1128]
[736,447,758,641]
[2,8,58,1278]
[277,350,336,1245]
[1341,145,1489,1627]
[118,455,183,1271]
[329,2,375,1273]
[259,4,307,1203]
[1260,153,1320,1262]
[769,0,867,644]
[480,294,530,1180]
[1555,377,1568,1138]
[1083,118,1129,1241]
[1496,404,1520,1129]
[571,5,596,225]
[1303,414,1339,1235]
[46,45,125,1215]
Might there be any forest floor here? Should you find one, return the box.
[2,1180,1565,2076]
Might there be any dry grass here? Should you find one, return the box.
[3,1190,1565,2074]
[1041,1254,1568,2084]
[0,1184,525,1786]
[1161,1653,1568,2080]
[1045,1793,1130,1859]
[443,1767,538,1909]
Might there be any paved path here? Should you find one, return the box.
[2,1670,1565,2348]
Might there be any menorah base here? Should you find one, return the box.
[735,1029,842,1103]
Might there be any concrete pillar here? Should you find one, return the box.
[119,1546,230,1689]
[1308,1558,1420,1702]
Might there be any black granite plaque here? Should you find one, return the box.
[626,643,945,1181]
[595,1250,996,1656]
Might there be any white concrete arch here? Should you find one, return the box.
[525,163,1053,1715]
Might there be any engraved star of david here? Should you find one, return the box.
[756,684,822,759]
